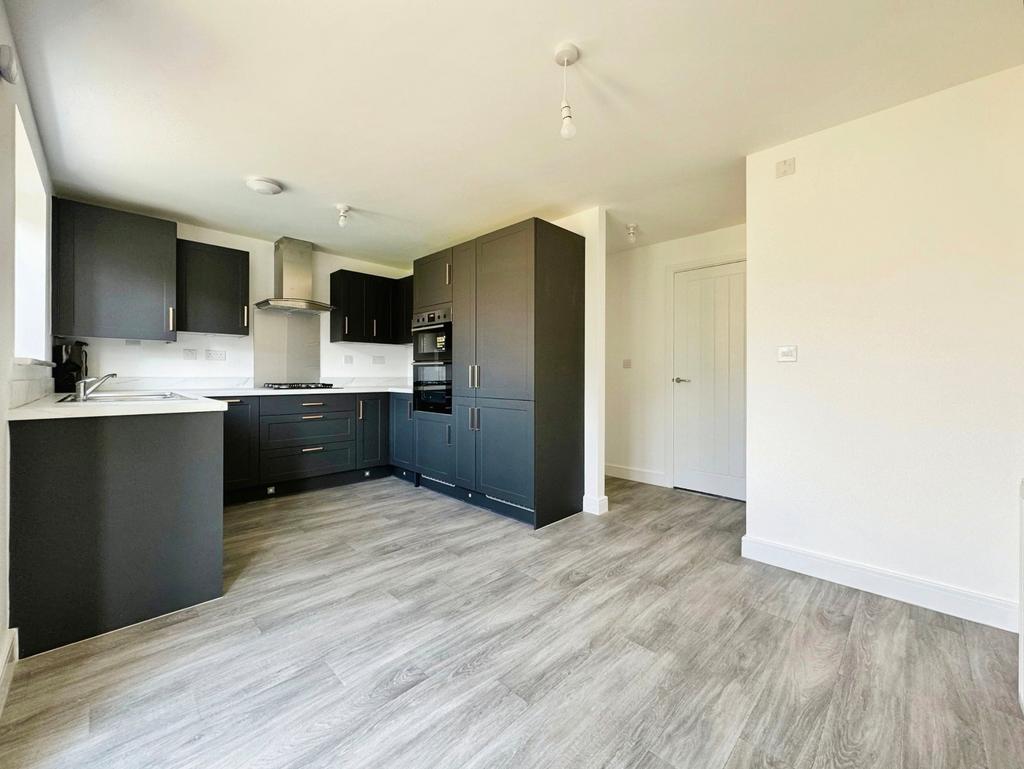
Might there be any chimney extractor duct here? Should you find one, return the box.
[254,237,334,314]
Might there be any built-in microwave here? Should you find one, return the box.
[413,362,452,414]
[412,305,452,363]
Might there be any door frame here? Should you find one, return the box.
[661,255,746,495]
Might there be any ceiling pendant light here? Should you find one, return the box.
[554,42,580,140]
[336,204,350,228]
[627,224,639,244]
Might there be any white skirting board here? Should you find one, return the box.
[742,536,1018,632]
[605,464,671,488]
[0,629,18,720]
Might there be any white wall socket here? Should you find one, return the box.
[183,348,197,360]
[776,157,796,178]
[622,359,632,369]
[205,349,227,361]
[372,355,386,365]
[777,345,798,363]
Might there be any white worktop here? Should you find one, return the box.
[186,386,412,397]
[8,392,228,421]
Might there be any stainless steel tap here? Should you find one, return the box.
[74,373,117,402]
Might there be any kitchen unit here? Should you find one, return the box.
[52,197,178,341]
[8,396,227,657]
[176,239,250,335]
[329,270,413,344]
[411,218,584,528]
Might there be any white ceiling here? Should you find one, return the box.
[7,0,1024,263]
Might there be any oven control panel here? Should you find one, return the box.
[412,305,452,327]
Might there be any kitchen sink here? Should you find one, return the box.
[57,392,193,403]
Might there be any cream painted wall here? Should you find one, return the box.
[606,225,746,487]
[744,65,1024,630]
[2,0,53,661]
[553,207,609,514]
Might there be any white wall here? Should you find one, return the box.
[552,207,609,514]
[1,0,54,663]
[744,65,1024,631]
[606,225,746,487]
[12,105,47,361]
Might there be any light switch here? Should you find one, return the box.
[343,355,354,365]
[372,355,386,365]
[183,348,197,360]
[622,359,632,369]
[777,345,798,363]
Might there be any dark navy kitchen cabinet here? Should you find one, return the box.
[356,394,389,468]
[330,269,369,342]
[453,396,477,490]
[176,239,250,335]
[476,399,534,511]
[389,393,415,470]
[52,197,178,341]
[216,396,260,491]
[391,275,414,345]
[414,410,454,484]
[412,248,452,310]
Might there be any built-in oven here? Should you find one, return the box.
[413,361,452,414]
[412,305,452,363]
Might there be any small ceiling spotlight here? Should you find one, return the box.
[336,204,350,228]
[0,44,18,84]
[627,224,639,244]
[554,41,580,140]
[245,176,283,195]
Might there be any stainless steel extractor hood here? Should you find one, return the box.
[254,237,334,314]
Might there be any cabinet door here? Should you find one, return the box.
[52,198,177,341]
[452,240,477,398]
[390,275,414,345]
[356,395,389,468]
[329,269,368,342]
[477,399,534,510]
[414,411,454,483]
[389,393,415,469]
[176,240,250,335]
[366,276,392,343]
[474,221,534,400]
[413,248,452,310]
[453,396,477,490]
[220,397,259,490]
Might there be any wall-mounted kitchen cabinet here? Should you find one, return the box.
[391,275,414,344]
[419,217,585,528]
[176,240,250,335]
[412,248,452,311]
[52,197,178,341]
[329,270,409,344]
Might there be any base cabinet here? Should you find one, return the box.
[356,395,389,468]
[475,399,534,511]
[414,411,454,483]
[453,397,477,490]
[218,397,260,491]
[390,393,415,470]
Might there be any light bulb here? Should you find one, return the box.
[560,100,576,140]
[336,204,350,228]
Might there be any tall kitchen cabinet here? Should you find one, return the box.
[442,218,584,528]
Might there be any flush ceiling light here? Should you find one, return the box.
[554,41,580,140]
[336,204,350,228]
[246,176,283,195]
[627,224,639,244]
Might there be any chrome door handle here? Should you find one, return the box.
[301,414,324,420]
[673,377,691,383]
[373,318,377,337]
[302,402,324,407]
[358,400,364,420]
[445,262,451,285]
[302,446,324,453]
[168,306,175,332]
[243,305,248,328]
[468,365,474,388]
[344,316,349,334]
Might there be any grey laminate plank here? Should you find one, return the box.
[0,476,1018,769]
[739,581,858,768]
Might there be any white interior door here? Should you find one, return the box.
[672,262,746,499]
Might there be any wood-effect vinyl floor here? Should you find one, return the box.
[0,476,1020,768]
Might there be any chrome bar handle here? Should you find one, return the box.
[445,262,451,285]
[344,316,349,334]
[168,306,175,332]
[301,415,324,420]
[373,318,377,337]
[302,446,324,453]
[243,305,248,328]
[358,400,364,420]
